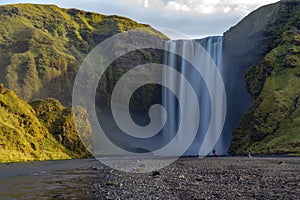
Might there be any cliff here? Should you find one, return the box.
[0,85,91,162]
[228,0,300,155]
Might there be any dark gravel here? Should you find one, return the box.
[0,157,299,199]
[87,157,300,200]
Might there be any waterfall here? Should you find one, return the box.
[162,36,227,156]
[197,37,223,74]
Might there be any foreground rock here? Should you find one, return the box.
[0,157,299,199]
[88,157,299,199]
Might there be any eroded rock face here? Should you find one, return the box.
[221,1,280,154]
[228,0,300,155]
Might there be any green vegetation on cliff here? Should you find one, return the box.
[230,0,300,155]
[0,3,167,162]
[0,3,167,107]
[31,98,92,158]
[0,85,91,163]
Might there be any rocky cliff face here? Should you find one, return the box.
[228,0,300,155]
[0,4,167,109]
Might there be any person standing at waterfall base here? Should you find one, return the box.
[213,150,218,157]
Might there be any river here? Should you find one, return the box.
[0,159,99,199]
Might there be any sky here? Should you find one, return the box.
[0,0,279,39]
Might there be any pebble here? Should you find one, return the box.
[179,175,185,179]
[40,157,300,199]
[151,171,161,176]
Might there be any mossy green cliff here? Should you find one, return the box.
[0,85,91,162]
[0,3,167,108]
[0,4,167,162]
[229,0,300,155]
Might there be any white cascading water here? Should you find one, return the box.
[162,36,226,156]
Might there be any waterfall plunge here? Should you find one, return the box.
[162,36,227,156]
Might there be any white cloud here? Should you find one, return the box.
[163,0,278,15]
[165,1,191,12]
[0,0,280,39]
[194,5,215,14]
[223,6,231,13]
[138,0,150,8]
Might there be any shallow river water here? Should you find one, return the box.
[0,159,99,199]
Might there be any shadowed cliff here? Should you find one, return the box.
[226,0,300,155]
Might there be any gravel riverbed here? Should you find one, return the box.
[0,157,299,199]
[87,157,299,200]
